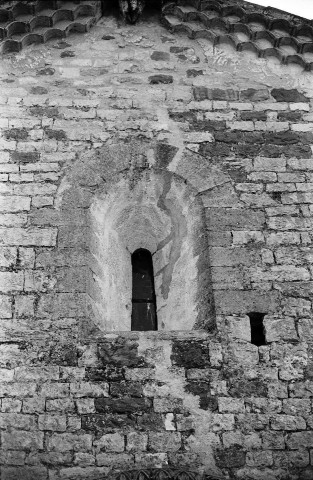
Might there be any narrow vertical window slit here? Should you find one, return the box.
[131,249,157,331]
[249,312,266,346]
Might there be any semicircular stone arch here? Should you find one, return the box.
[56,139,234,334]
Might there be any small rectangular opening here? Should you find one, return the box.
[249,312,266,346]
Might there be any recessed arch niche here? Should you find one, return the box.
[87,169,215,332]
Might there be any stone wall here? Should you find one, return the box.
[0,12,313,480]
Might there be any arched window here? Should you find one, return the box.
[131,249,157,331]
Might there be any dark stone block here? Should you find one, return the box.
[110,381,143,398]
[102,35,115,40]
[98,339,146,368]
[198,142,232,158]
[193,87,238,101]
[60,51,75,58]
[82,414,135,432]
[271,88,309,102]
[215,445,246,468]
[208,89,239,101]
[149,75,173,85]
[277,111,302,121]
[168,111,197,123]
[48,342,78,366]
[36,67,55,76]
[240,111,267,121]
[190,120,226,132]
[260,144,312,158]
[95,397,151,414]
[10,151,40,163]
[151,51,170,61]
[85,366,124,382]
[240,88,269,101]
[29,106,59,118]
[229,378,267,397]
[30,86,48,95]
[264,131,300,145]
[137,413,164,431]
[235,144,261,156]
[193,86,208,101]
[170,46,189,53]
[171,341,210,368]
[200,394,218,411]
[186,69,203,77]
[45,129,67,140]
[155,142,179,169]
[185,381,210,396]
[4,128,28,140]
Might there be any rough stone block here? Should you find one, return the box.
[2,431,44,450]
[47,433,92,452]
[148,432,181,453]
[218,398,245,413]
[270,415,306,430]
[38,414,67,432]
[14,295,35,317]
[286,432,313,450]
[94,433,125,453]
[0,272,24,293]
[0,296,12,319]
[126,432,148,452]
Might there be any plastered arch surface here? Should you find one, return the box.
[57,140,233,333]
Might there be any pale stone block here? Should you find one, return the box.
[254,157,286,171]
[1,397,22,412]
[48,433,92,452]
[0,196,31,212]
[255,121,288,131]
[94,433,125,453]
[2,431,44,450]
[13,183,57,196]
[73,452,95,466]
[148,432,181,452]
[266,232,301,246]
[0,272,24,293]
[97,453,134,467]
[210,413,235,431]
[228,121,254,131]
[246,451,273,467]
[232,231,264,245]
[289,103,310,111]
[291,123,313,132]
[286,432,313,450]
[70,382,109,398]
[225,315,251,342]
[288,158,313,171]
[46,398,75,413]
[14,366,59,382]
[183,132,214,142]
[254,102,288,111]
[38,414,67,431]
[218,398,245,414]
[0,247,17,268]
[9,173,34,182]
[0,227,57,246]
[14,295,35,317]
[126,432,148,451]
[22,396,45,414]
[76,398,95,414]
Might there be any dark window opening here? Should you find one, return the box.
[131,249,157,331]
[249,312,266,346]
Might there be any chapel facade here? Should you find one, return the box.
[0,0,313,479]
